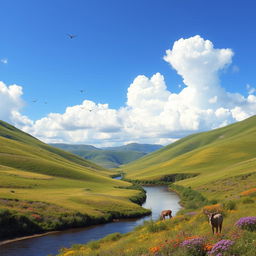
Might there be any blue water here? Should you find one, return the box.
[0,186,181,256]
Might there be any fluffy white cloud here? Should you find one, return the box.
[2,35,256,146]
[0,81,32,126]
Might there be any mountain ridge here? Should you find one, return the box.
[50,142,163,168]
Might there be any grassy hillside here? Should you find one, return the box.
[50,143,162,169]
[0,121,150,240]
[57,117,256,256]
[122,116,256,198]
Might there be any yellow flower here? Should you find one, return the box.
[63,251,75,256]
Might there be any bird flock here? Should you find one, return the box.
[31,33,94,112]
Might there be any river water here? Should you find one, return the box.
[0,185,181,256]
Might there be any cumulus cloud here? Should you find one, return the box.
[0,81,33,126]
[2,35,256,146]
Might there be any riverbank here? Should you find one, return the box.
[0,180,151,243]
[0,191,150,243]
[56,186,256,256]
[0,231,60,246]
[0,185,181,256]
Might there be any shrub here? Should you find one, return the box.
[170,184,208,209]
[223,200,236,210]
[145,220,168,233]
[235,216,256,231]
[208,239,234,256]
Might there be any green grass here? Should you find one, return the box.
[57,194,256,256]
[56,116,256,256]
[122,116,256,197]
[0,120,150,239]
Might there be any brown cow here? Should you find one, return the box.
[160,210,172,220]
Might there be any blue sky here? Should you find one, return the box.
[1,0,256,146]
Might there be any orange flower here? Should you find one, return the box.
[149,246,161,253]
[184,235,200,240]
[204,243,213,251]
[240,188,256,196]
[203,204,222,213]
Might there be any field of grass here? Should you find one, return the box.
[0,121,150,239]
[121,116,256,197]
[57,185,256,256]
[57,116,256,256]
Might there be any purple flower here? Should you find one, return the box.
[181,237,205,248]
[208,240,234,255]
[235,216,256,231]
[181,237,205,255]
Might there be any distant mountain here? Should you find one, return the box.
[102,143,163,153]
[50,143,163,169]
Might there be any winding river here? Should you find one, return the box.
[0,185,181,256]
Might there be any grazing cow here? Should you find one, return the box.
[160,210,172,220]
[207,213,223,234]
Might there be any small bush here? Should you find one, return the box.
[209,199,218,204]
[223,200,236,210]
[145,220,168,233]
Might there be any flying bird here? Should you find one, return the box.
[80,90,84,93]
[67,34,77,39]
[32,99,37,103]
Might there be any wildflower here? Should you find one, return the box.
[63,250,75,256]
[235,216,256,231]
[181,237,205,256]
[208,239,234,255]
[149,246,161,253]
[204,243,213,251]
[240,188,256,196]
[203,204,222,213]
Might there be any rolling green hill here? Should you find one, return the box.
[50,143,162,169]
[0,121,150,239]
[57,116,256,256]
[123,115,256,199]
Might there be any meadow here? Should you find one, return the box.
[56,116,256,256]
[57,190,256,256]
[0,121,150,240]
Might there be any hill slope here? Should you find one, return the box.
[0,121,149,239]
[123,116,256,199]
[50,143,163,168]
